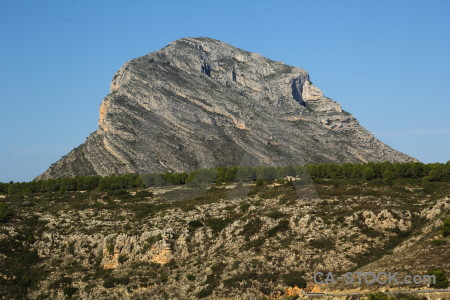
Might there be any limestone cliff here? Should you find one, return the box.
[37,37,416,180]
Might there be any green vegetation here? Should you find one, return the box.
[186,274,196,281]
[223,271,277,288]
[430,239,446,246]
[0,203,13,223]
[241,217,263,237]
[188,220,204,228]
[367,293,388,300]
[0,161,448,298]
[205,217,232,234]
[243,237,265,252]
[392,295,426,300]
[282,271,306,288]
[266,210,286,219]
[309,237,335,250]
[267,219,290,237]
[2,161,449,195]
[103,276,130,288]
[441,217,450,237]
[63,286,78,297]
[428,268,449,288]
[106,239,115,255]
[0,215,48,298]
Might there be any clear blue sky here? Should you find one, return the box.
[1,0,449,182]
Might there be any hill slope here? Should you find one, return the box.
[1,176,448,299]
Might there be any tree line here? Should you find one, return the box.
[1,161,449,195]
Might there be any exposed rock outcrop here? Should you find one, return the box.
[37,37,416,180]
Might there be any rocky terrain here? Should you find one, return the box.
[1,176,449,299]
[37,37,416,180]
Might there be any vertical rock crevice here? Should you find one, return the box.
[291,78,306,106]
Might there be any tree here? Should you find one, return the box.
[362,166,375,180]
[382,170,396,183]
[425,167,443,182]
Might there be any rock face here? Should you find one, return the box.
[37,37,416,180]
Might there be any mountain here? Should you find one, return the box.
[37,37,416,180]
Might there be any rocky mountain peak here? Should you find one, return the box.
[37,37,416,180]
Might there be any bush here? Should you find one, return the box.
[309,238,335,250]
[118,255,128,264]
[241,217,262,237]
[428,268,448,288]
[0,203,13,223]
[63,286,78,297]
[243,237,265,252]
[188,220,203,228]
[255,178,265,187]
[430,239,446,246]
[368,293,388,300]
[282,271,306,288]
[267,220,289,237]
[186,274,196,281]
[135,190,154,197]
[267,210,286,219]
[103,276,130,288]
[196,286,214,298]
[205,217,232,234]
[106,239,115,255]
[441,217,450,237]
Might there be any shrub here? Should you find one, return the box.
[223,272,258,288]
[103,276,130,288]
[255,178,264,187]
[67,241,76,255]
[135,190,154,197]
[267,220,290,237]
[186,274,196,281]
[240,202,251,212]
[430,239,446,246]
[205,217,232,234]
[106,240,115,255]
[146,234,162,245]
[63,286,78,297]
[188,220,203,228]
[368,293,388,300]
[309,238,335,250]
[243,237,265,252]
[428,268,448,288]
[282,271,306,288]
[118,255,128,264]
[0,203,13,223]
[441,217,450,237]
[267,210,286,219]
[393,295,425,300]
[196,286,214,298]
[241,217,263,237]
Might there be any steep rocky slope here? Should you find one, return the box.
[37,37,415,180]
